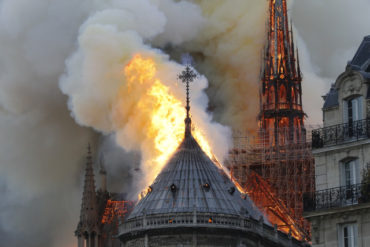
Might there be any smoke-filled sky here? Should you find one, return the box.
[0,0,369,246]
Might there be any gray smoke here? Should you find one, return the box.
[291,0,370,124]
[0,1,369,247]
[0,1,96,246]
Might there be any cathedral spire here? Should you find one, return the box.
[178,65,197,137]
[265,0,297,79]
[296,48,302,79]
[76,144,100,247]
[259,0,306,145]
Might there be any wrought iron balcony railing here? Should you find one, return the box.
[312,118,370,149]
[304,183,370,212]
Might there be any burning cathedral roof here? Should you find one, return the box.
[127,64,263,220]
[119,66,308,247]
[128,124,263,219]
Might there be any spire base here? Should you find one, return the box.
[185,117,192,137]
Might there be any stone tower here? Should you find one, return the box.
[259,0,306,145]
[75,145,100,247]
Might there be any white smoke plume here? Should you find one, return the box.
[60,0,231,193]
[0,0,369,247]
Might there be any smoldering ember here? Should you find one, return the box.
[0,1,370,247]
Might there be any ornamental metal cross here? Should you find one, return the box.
[178,65,197,120]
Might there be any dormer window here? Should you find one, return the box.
[170,184,177,193]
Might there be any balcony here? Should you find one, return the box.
[119,211,304,246]
[312,118,370,149]
[304,183,370,212]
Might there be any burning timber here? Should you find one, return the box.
[118,65,309,247]
[75,146,134,247]
[226,0,315,241]
[75,0,315,245]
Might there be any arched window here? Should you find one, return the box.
[279,84,286,103]
[278,117,289,145]
[268,86,275,105]
[291,87,296,104]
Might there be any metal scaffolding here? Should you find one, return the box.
[225,127,315,241]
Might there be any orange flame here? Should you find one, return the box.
[231,172,305,240]
[101,200,134,224]
[117,54,212,195]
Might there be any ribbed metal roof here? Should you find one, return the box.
[128,133,263,220]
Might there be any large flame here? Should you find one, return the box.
[115,54,212,193]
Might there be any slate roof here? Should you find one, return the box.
[348,35,370,80]
[323,85,339,110]
[128,132,263,220]
[323,36,370,108]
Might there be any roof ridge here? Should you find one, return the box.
[127,132,264,220]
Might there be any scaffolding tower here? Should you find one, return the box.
[226,128,315,241]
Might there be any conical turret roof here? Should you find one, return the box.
[128,132,263,220]
[118,66,308,247]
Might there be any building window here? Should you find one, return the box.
[341,159,360,204]
[339,223,358,247]
[343,96,363,137]
[343,96,363,124]
[344,160,357,187]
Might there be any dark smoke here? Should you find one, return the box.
[0,1,369,247]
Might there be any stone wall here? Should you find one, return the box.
[314,141,370,190]
[122,231,299,247]
[309,205,370,247]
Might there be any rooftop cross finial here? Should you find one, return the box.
[178,65,197,136]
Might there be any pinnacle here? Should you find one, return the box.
[76,144,99,233]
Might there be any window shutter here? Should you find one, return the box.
[353,224,358,247]
[340,162,346,187]
[350,160,357,185]
[343,100,349,123]
[355,159,361,184]
[358,96,363,120]
[337,224,343,247]
[352,98,359,121]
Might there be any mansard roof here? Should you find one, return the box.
[127,132,263,220]
[348,35,370,80]
[323,85,339,110]
[324,36,370,109]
